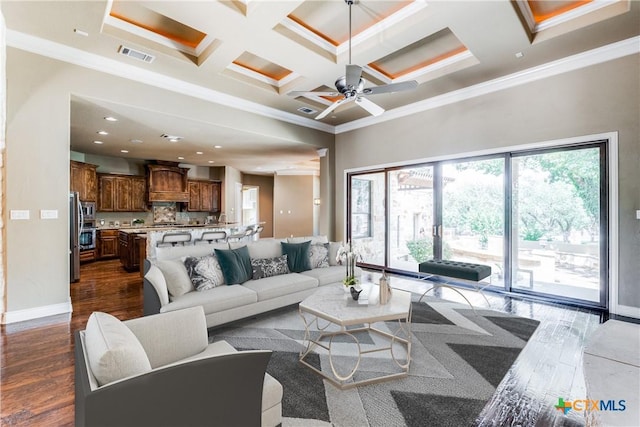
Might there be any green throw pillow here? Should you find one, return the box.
[281,241,312,273]
[214,246,253,284]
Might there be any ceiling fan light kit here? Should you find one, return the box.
[288,0,418,120]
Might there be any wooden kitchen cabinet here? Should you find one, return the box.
[70,160,98,202]
[98,175,116,211]
[97,229,119,260]
[119,231,145,272]
[187,180,221,212]
[98,174,147,212]
[130,176,147,211]
[115,177,132,211]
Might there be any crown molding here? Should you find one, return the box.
[336,36,640,134]
[6,29,334,134]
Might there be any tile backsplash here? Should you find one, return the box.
[153,203,177,223]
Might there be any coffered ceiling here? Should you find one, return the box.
[2,0,638,174]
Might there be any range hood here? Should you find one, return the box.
[146,163,189,203]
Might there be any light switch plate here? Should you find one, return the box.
[41,209,58,219]
[10,210,30,220]
[636,210,640,220]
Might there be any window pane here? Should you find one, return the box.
[511,148,601,302]
[442,158,505,286]
[350,172,385,266]
[388,166,434,272]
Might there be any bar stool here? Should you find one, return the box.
[194,230,227,245]
[227,229,248,243]
[156,232,192,247]
[253,225,264,240]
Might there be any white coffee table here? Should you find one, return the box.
[298,284,412,389]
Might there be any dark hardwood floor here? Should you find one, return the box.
[0,260,605,426]
[0,260,143,426]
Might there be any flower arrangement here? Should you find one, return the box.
[336,240,362,287]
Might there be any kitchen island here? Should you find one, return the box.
[117,224,253,274]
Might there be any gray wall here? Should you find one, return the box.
[335,54,640,309]
[3,47,332,315]
[273,174,314,238]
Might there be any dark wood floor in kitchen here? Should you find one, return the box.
[0,260,606,426]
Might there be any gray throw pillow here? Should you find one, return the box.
[214,246,253,284]
[309,243,329,268]
[251,255,290,280]
[183,255,225,291]
[281,241,312,273]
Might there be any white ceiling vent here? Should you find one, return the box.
[118,45,155,63]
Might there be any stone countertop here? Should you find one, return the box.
[98,223,234,231]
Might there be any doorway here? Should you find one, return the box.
[242,186,259,227]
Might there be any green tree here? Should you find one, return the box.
[515,170,589,242]
[528,149,600,241]
[442,170,503,247]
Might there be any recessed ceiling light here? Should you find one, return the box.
[130,139,143,143]
[178,156,185,160]
[196,151,203,155]
[214,145,222,149]
[104,116,118,122]
[97,130,109,135]
[515,52,524,58]
[208,160,215,164]
[93,140,104,145]
[120,149,129,153]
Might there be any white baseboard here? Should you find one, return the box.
[1,300,72,324]
[611,304,640,320]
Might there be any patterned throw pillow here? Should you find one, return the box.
[309,243,329,268]
[183,255,225,291]
[251,255,290,280]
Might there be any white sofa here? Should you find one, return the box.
[143,236,360,329]
[75,306,283,427]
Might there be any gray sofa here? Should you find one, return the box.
[75,306,283,427]
[143,236,360,329]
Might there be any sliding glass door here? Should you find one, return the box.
[348,171,386,267]
[388,166,435,272]
[441,158,505,287]
[346,140,608,308]
[511,146,605,303]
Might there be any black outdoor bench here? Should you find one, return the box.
[417,259,492,310]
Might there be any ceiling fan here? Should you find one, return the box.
[288,0,418,120]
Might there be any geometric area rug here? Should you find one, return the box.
[209,294,540,427]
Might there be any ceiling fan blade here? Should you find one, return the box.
[288,90,340,97]
[355,97,385,117]
[315,97,354,120]
[345,64,362,89]
[362,80,418,95]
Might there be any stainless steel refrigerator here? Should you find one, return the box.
[70,192,81,282]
